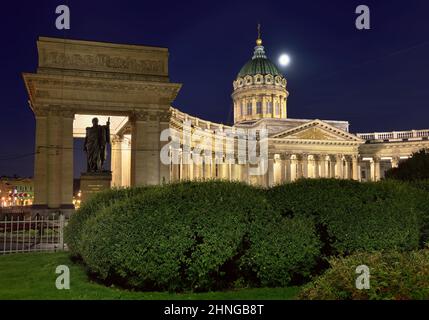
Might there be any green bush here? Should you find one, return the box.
[241,215,321,287]
[67,179,426,292]
[403,180,429,247]
[267,179,420,255]
[76,181,271,291]
[65,187,146,257]
[299,249,429,300]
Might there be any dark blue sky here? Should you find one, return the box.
[1,0,429,177]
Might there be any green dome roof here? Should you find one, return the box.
[237,57,281,78]
[237,43,282,78]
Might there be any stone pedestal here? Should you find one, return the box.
[80,172,112,203]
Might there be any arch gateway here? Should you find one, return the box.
[23,36,429,215]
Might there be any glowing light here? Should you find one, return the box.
[278,54,291,66]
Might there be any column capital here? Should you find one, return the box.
[111,135,124,144]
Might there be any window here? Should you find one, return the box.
[247,102,252,115]
[256,101,262,114]
[275,103,280,115]
[240,103,244,116]
[267,101,273,114]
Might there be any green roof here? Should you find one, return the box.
[237,44,282,78]
[237,57,281,78]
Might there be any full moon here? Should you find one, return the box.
[279,54,291,66]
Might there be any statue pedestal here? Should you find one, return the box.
[80,171,112,203]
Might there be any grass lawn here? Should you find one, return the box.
[0,252,300,300]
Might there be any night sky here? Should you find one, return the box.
[1,0,429,177]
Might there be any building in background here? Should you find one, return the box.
[0,177,34,207]
[23,35,429,214]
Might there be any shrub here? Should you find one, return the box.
[65,187,146,257]
[299,249,429,300]
[76,181,273,291]
[403,180,429,247]
[241,215,321,287]
[267,179,420,256]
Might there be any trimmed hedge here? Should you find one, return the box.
[72,181,321,291]
[66,179,426,292]
[403,180,429,247]
[266,179,421,255]
[241,215,321,287]
[299,249,429,300]
[77,182,255,291]
[65,187,147,257]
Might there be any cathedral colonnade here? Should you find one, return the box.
[23,37,429,214]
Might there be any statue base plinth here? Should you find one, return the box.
[80,171,112,203]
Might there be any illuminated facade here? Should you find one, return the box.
[0,177,34,207]
[23,36,429,213]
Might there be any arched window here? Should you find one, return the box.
[275,103,280,116]
[240,102,244,116]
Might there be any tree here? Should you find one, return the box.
[385,149,429,181]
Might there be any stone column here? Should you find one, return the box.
[335,154,343,179]
[61,112,74,208]
[33,110,49,208]
[302,154,309,178]
[374,157,381,181]
[130,110,168,186]
[203,155,212,180]
[111,135,124,187]
[369,159,375,181]
[290,155,298,181]
[32,109,74,210]
[47,112,63,208]
[314,156,320,178]
[268,158,275,187]
[279,157,286,184]
[170,148,181,182]
[328,155,335,178]
[122,137,131,186]
[284,155,292,182]
[344,157,350,179]
[352,155,359,181]
[319,155,327,178]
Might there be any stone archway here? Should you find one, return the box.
[23,37,181,214]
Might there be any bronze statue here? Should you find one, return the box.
[84,117,110,172]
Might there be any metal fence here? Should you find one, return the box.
[0,215,67,254]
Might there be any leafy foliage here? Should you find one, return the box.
[67,179,426,292]
[299,249,429,300]
[76,182,264,291]
[65,187,147,257]
[266,179,420,255]
[241,215,321,287]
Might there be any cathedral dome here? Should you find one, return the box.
[232,27,289,124]
[237,45,281,78]
[237,56,281,78]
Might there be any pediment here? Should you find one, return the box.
[271,120,363,142]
